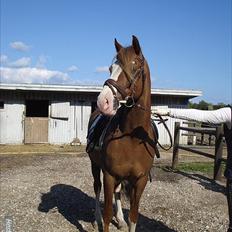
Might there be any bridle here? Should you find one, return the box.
[103,55,173,151]
[104,56,145,108]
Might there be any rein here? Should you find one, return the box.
[152,114,173,151]
[135,104,173,151]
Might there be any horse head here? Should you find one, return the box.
[97,35,149,116]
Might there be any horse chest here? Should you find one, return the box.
[104,138,153,177]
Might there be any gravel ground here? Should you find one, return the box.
[0,151,229,232]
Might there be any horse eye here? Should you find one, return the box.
[131,61,136,71]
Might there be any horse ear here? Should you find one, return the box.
[132,35,141,55]
[115,38,123,53]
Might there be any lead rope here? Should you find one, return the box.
[150,112,173,182]
[152,113,173,151]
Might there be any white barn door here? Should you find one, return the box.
[49,101,71,144]
[0,100,24,144]
[72,101,91,144]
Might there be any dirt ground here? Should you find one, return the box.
[0,145,229,232]
[0,144,86,154]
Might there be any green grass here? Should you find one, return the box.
[176,162,226,174]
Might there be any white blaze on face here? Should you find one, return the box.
[97,63,122,116]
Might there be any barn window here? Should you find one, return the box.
[26,100,49,117]
[0,101,4,109]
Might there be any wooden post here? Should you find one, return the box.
[172,122,180,169]
[201,133,204,145]
[214,124,224,180]
[209,134,212,146]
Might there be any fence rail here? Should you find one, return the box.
[172,122,225,180]
[179,126,216,135]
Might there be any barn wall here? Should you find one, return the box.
[0,91,94,145]
[0,90,193,145]
[0,98,24,144]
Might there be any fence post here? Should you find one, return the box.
[214,124,224,180]
[172,122,180,169]
[209,134,212,146]
[200,132,204,145]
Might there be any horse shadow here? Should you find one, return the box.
[38,184,95,232]
[38,184,176,232]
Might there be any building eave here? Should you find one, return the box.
[0,83,202,98]
[151,88,202,98]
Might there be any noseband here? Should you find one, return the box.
[104,56,145,108]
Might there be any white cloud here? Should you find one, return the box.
[0,67,69,84]
[67,65,79,72]
[36,55,47,68]
[9,57,31,68]
[96,66,109,73]
[10,41,30,52]
[0,54,8,64]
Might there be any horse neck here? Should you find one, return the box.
[121,62,151,131]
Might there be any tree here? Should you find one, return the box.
[213,102,227,110]
[188,100,229,110]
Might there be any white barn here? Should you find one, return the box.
[0,83,202,145]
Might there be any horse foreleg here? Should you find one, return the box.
[103,171,115,232]
[91,162,103,229]
[129,175,148,232]
[114,184,127,229]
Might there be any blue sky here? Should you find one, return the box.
[0,0,231,103]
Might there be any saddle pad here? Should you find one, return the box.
[86,114,110,152]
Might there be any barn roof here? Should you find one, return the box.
[0,83,202,98]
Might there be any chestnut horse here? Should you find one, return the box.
[87,36,157,232]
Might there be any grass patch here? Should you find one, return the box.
[175,162,226,174]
